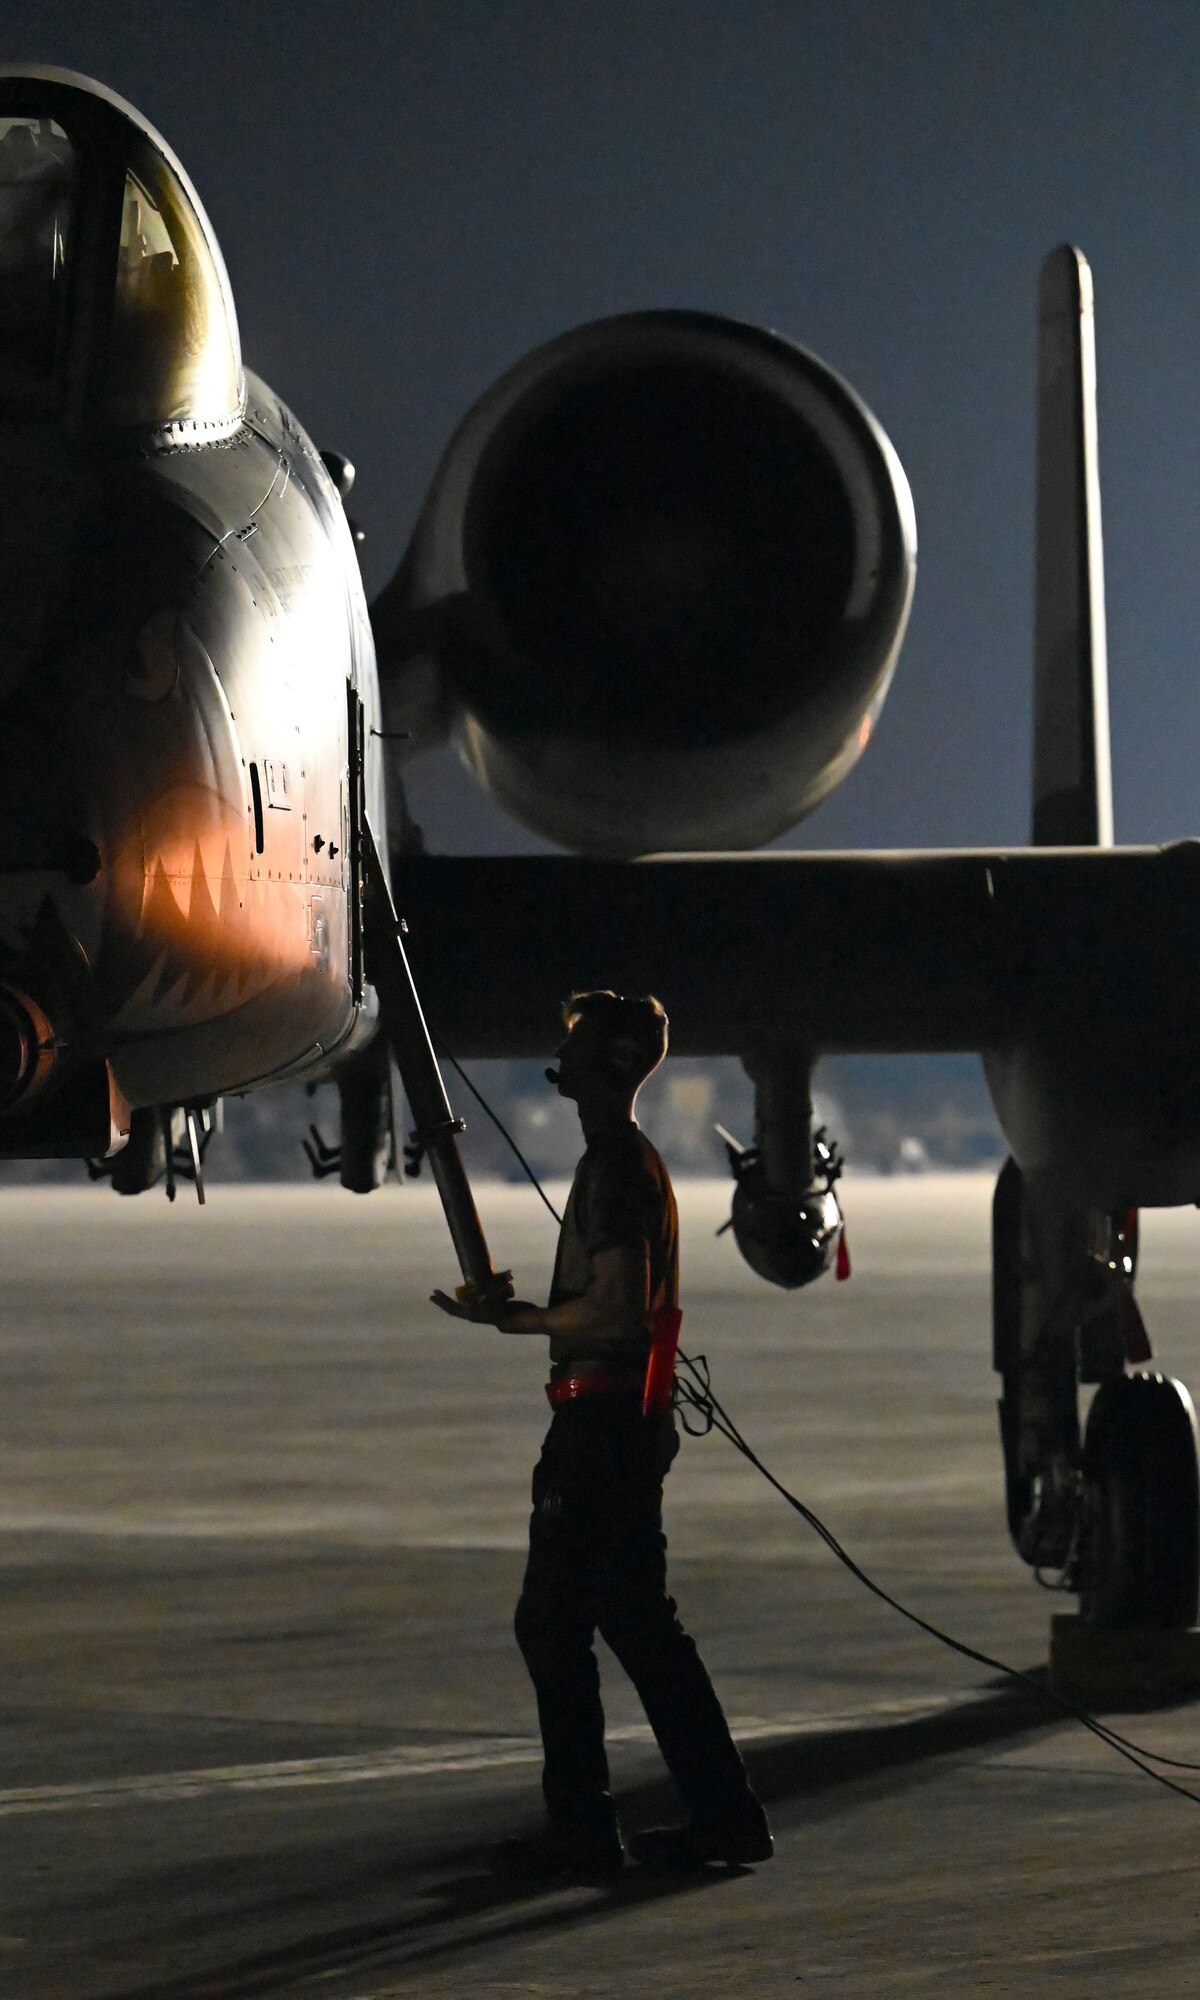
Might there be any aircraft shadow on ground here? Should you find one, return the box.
[99,1674,1063,2000]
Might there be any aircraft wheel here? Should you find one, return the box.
[1079,1373,1200,1630]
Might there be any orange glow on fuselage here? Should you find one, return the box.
[104,790,321,1029]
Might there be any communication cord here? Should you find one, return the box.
[443,1055,1200,1807]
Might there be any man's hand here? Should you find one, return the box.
[429,1288,504,1326]
[429,1290,540,1330]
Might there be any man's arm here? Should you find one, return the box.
[431,1240,649,1350]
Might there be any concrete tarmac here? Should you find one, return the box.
[1,1175,1199,1996]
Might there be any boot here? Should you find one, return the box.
[628,1799,773,1870]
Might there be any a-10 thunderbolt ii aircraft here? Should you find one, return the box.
[2,66,1198,1643]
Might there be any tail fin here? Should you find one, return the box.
[1032,245,1113,846]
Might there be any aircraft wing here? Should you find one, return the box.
[394,842,1191,1062]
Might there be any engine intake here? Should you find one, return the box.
[0,983,56,1111]
[376,311,916,855]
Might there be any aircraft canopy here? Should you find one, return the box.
[0,71,244,434]
[0,115,75,411]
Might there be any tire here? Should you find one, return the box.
[1079,1373,1200,1630]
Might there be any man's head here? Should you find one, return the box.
[553,990,669,1108]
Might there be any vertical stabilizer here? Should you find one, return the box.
[1032,245,1113,846]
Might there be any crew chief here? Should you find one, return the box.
[432,989,772,1878]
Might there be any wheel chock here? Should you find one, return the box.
[1050,1612,1200,1703]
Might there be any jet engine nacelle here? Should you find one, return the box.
[375,311,917,856]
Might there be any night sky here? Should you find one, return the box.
[15,2,1200,856]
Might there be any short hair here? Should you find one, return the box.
[562,990,669,1086]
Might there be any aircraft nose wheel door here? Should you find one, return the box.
[1078,1372,1200,1630]
[346,683,366,1005]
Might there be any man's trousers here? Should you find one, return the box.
[514,1395,756,1831]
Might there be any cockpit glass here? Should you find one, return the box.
[0,116,75,409]
[105,145,241,429]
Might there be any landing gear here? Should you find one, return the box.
[993,1157,1087,1573]
[301,1038,397,1192]
[1078,1373,1200,1630]
[993,1158,1200,1631]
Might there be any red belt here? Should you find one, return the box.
[546,1371,642,1408]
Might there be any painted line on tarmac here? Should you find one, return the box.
[0,1692,982,1818]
